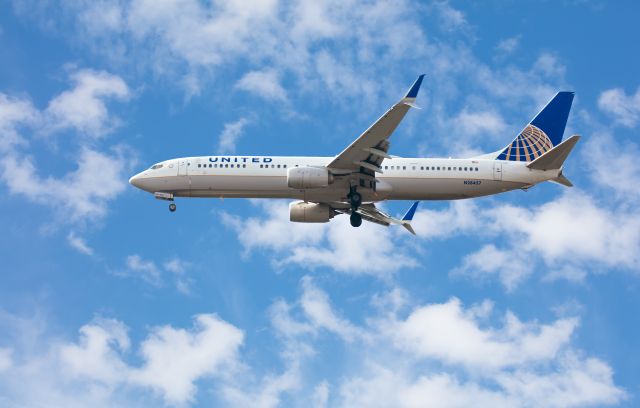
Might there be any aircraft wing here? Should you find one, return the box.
[336,201,419,235]
[326,75,425,177]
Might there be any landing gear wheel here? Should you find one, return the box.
[349,191,362,208]
[169,203,177,212]
[350,212,362,227]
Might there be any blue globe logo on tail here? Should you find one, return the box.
[496,124,554,161]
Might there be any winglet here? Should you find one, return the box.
[404,74,425,99]
[402,201,420,221]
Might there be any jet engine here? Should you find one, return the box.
[287,166,334,189]
[289,201,335,223]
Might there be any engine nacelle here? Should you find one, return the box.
[287,166,334,189]
[289,201,335,223]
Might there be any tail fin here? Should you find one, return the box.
[496,92,575,162]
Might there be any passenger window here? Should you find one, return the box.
[437,167,440,170]
[385,166,388,170]
[403,166,406,170]
[271,164,275,168]
[464,167,468,171]
[475,167,479,171]
[197,164,201,168]
[412,166,416,170]
[277,164,281,168]
[420,166,424,170]
[225,164,229,168]
[448,167,451,171]
[283,164,287,168]
[243,164,247,168]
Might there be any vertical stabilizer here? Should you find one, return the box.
[496,92,574,162]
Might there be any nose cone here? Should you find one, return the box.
[129,173,144,189]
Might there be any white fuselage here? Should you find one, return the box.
[129,155,559,204]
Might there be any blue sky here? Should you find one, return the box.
[1,1,639,406]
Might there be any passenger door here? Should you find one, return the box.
[178,159,188,176]
[493,162,503,181]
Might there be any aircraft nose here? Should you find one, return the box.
[129,173,144,189]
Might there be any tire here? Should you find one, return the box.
[169,203,177,212]
[349,191,362,207]
[350,212,362,227]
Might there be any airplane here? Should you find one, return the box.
[129,75,579,234]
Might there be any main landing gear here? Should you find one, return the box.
[350,212,362,227]
[169,203,177,212]
[348,187,363,227]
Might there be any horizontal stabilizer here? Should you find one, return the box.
[550,171,574,187]
[527,135,581,170]
[402,223,416,235]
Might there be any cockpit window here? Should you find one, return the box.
[150,164,163,170]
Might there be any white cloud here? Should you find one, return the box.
[16,0,424,105]
[452,244,533,291]
[583,131,640,200]
[261,280,625,408]
[0,311,244,407]
[221,201,326,253]
[340,367,511,408]
[45,69,131,137]
[431,1,469,32]
[216,117,251,154]
[0,93,39,151]
[60,318,130,384]
[311,380,329,408]
[409,185,640,288]
[164,257,193,294]
[1,146,132,222]
[221,368,302,408]
[121,255,194,293]
[124,254,162,286]
[300,276,364,342]
[495,36,520,56]
[598,86,640,127]
[67,231,94,256]
[496,354,626,408]
[533,53,566,78]
[236,69,287,102]
[409,200,483,240]
[488,192,640,270]
[0,347,12,372]
[395,298,577,370]
[338,360,625,408]
[0,69,134,224]
[221,201,416,278]
[452,108,507,137]
[129,314,244,405]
